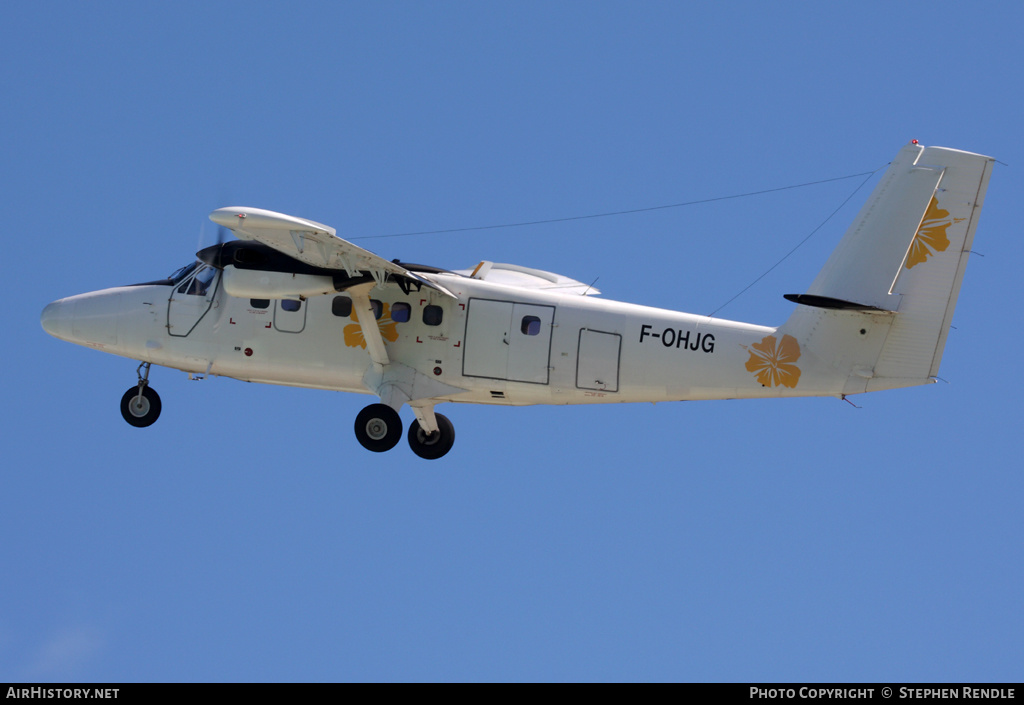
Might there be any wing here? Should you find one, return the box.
[209,207,455,298]
[453,261,601,296]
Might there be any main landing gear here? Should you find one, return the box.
[353,403,456,459]
[354,404,403,453]
[120,362,161,427]
[407,413,455,460]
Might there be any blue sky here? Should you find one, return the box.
[3,1,1022,682]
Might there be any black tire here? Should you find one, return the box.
[120,386,162,428]
[354,403,403,452]
[407,413,455,460]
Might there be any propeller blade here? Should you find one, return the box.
[196,209,235,268]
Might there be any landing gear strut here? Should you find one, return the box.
[353,402,457,458]
[354,403,403,452]
[120,362,161,427]
[407,413,455,460]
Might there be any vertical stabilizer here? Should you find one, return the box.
[783,143,994,394]
[806,142,939,311]
[870,146,994,387]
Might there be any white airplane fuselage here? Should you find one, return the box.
[41,143,996,458]
[43,272,801,407]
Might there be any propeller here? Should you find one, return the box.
[196,212,233,269]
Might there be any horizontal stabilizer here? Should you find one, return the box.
[783,294,893,312]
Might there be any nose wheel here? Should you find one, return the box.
[120,361,161,427]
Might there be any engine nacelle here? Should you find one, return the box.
[221,266,335,299]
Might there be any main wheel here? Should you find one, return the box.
[407,413,455,460]
[120,386,162,428]
[354,403,403,452]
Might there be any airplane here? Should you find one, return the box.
[40,142,993,459]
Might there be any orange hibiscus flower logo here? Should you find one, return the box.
[344,303,400,349]
[905,195,965,269]
[744,334,802,388]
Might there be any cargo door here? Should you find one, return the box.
[462,299,512,380]
[576,329,621,392]
[507,303,554,384]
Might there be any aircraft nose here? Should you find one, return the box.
[41,298,75,341]
[41,290,123,346]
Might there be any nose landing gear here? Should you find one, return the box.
[120,362,161,427]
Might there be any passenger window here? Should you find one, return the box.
[392,302,411,323]
[332,296,352,317]
[521,315,541,336]
[281,299,302,312]
[423,305,443,326]
[370,300,383,319]
[250,299,270,309]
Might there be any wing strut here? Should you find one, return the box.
[348,284,389,368]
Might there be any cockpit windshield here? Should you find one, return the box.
[168,261,199,286]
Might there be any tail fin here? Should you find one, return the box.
[784,142,994,393]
